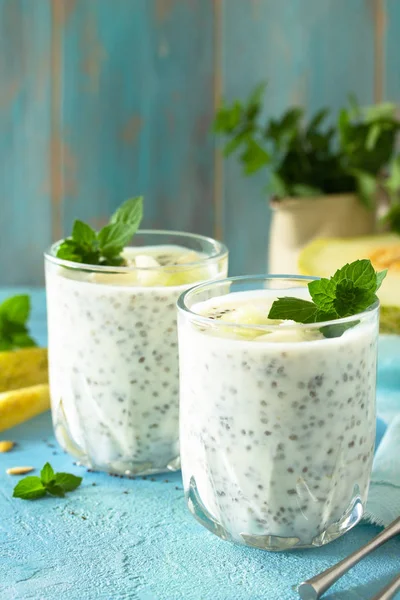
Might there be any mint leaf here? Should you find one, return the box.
[46,483,65,498]
[0,295,30,324]
[13,477,46,500]
[320,321,359,339]
[97,223,131,256]
[56,239,85,263]
[268,259,387,338]
[40,462,55,485]
[308,278,337,312]
[12,463,83,501]
[55,472,82,492]
[72,220,97,247]
[333,280,377,317]
[56,197,144,266]
[376,269,388,291]
[11,333,37,348]
[0,295,37,350]
[332,259,377,292]
[0,339,13,351]
[268,298,319,323]
[110,196,143,228]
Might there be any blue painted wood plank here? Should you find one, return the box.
[221,0,376,276]
[59,0,216,239]
[384,0,400,102]
[0,0,52,285]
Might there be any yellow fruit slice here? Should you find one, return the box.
[0,383,50,432]
[298,234,400,334]
[0,347,48,393]
[218,305,282,339]
[163,251,211,286]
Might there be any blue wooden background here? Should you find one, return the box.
[0,0,398,285]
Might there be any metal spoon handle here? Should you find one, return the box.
[298,517,400,600]
[371,573,400,600]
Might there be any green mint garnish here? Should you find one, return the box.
[56,196,143,266]
[268,259,387,337]
[0,295,37,351]
[13,462,82,500]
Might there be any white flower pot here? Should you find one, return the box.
[268,193,376,274]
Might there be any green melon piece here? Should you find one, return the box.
[298,234,400,335]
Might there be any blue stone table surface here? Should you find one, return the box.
[0,288,399,600]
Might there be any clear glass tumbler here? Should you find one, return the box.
[177,275,379,551]
[45,231,228,476]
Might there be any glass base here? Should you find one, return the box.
[53,406,180,476]
[73,453,181,477]
[186,477,364,552]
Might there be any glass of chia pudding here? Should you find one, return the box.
[177,275,379,551]
[45,231,228,476]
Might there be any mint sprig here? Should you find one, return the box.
[13,463,82,500]
[268,259,386,336]
[56,196,143,266]
[0,295,37,351]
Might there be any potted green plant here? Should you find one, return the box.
[214,84,400,273]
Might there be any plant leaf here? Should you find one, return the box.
[0,295,30,325]
[376,269,388,291]
[268,298,319,323]
[97,223,132,256]
[213,101,243,133]
[333,280,377,317]
[290,184,322,197]
[348,93,360,117]
[308,278,337,312]
[240,138,271,175]
[366,123,381,151]
[350,169,377,209]
[46,483,66,498]
[110,196,143,230]
[386,156,400,194]
[56,239,84,263]
[55,472,83,492]
[268,173,289,198]
[72,220,97,247]
[13,477,46,500]
[307,108,330,133]
[40,462,55,485]
[0,339,13,351]
[332,259,377,292]
[364,102,396,122]
[11,332,37,348]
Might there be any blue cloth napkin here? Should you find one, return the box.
[364,335,400,526]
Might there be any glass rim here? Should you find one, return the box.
[44,229,229,273]
[177,274,380,331]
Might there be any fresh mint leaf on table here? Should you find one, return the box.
[0,295,37,351]
[268,259,387,337]
[56,196,143,266]
[13,462,82,500]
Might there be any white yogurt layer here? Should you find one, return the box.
[178,290,378,547]
[46,244,226,475]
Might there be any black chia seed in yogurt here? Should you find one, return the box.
[178,284,379,550]
[45,235,228,475]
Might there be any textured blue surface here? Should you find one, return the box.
[1,289,400,600]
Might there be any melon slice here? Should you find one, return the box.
[298,234,400,334]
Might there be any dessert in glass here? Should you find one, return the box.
[45,230,228,475]
[178,275,379,550]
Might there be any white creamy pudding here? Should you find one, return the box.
[45,238,228,475]
[178,287,378,550]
